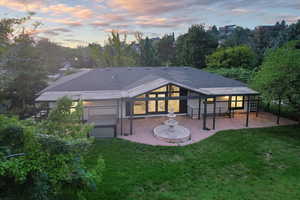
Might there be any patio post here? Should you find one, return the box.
[256,96,259,117]
[203,97,207,130]
[120,98,123,136]
[213,96,216,130]
[198,96,201,120]
[277,96,281,125]
[130,100,133,135]
[229,96,232,118]
[246,95,250,127]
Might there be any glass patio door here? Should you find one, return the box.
[147,93,166,113]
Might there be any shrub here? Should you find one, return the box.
[0,113,104,200]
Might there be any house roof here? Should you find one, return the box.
[36,67,259,101]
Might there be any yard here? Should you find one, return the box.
[66,125,300,200]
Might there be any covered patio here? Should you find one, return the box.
[117,112,297,146]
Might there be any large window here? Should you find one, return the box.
[133,101,146,115]
[129,84,186,115]
[231,96,244,109]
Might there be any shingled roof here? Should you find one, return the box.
[36,67,258,101]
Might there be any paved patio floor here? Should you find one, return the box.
[117,112,297,146]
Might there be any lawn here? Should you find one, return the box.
[68,125,300,200]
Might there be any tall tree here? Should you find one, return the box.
[89,32,138,67]
[157,34,175,66]
[0,17,28,56]
[222,27,253,47]
[35,38,69,73]
[175,25,218,68]
[252,40,300,121]
[288,20,300,41]
[2,34,47,117]
[139,37,158,66]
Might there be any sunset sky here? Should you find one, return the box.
[1,0,299,47]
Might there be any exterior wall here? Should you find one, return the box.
[187,98,229,117]
[187,92,250,119]
[83,100,118,121]
[49,95,251,121]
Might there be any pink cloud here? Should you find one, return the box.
[135,16,195,28]
[32,16,83,27]
[43,4,93,19]
[90,21,110,27]
[0,0,43,11]
[27,27,71,36]
[0,0,93,19]
[96,13,130,23]
[108,0,184,15]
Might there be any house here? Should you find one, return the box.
[36,67,260,138]
[219,25,236,36]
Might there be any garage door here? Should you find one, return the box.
[90,126,116,138]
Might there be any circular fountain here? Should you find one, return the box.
[153,110,191,143]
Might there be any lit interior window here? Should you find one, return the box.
[70,102,79,113]
[152,86,167,92]
[231,96,244,109]
[170,85,180,92]
[134,101,146,114]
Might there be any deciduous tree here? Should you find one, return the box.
[252,40,300,121]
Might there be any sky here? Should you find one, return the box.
[0,0,299,48]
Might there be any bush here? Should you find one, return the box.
[0,114,104,200]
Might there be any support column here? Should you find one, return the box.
[256,97,259,117]
[203,98,207,130]
[130,100,133,135]
[229,96,232,118]
[246,95,250,127]
[198,96,201,120]
[120,98,123,136]
[277,96,281,125]
[213,97,216,130]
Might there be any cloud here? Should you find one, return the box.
[107,0,190,15]
[0,0,93,19]
[230,8,253,15]
[0,0,44,12]
[34,17,83,27]
[28,27,71,36]
[43,4,93,19]
[90,21,110,27]
[135,16,195,28]
[96,13,131,23]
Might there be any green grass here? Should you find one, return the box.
[71,125,300,200]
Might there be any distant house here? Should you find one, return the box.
[219,25,236,36]
[36,67,259,138]
[254,25,275,31]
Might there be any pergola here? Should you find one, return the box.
[119,92,264,136]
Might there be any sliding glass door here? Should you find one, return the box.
[147,93,166,114]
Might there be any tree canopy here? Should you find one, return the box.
[175,25,218,68]
[252,40,300,119]
[206,45,256,69]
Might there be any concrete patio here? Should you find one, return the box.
[117,112,297,146]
